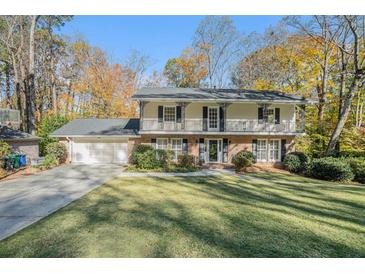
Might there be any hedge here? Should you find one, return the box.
[309,157,354,182]
[346,157,365,184]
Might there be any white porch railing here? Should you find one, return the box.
[141,118,301,133]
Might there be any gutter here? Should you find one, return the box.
[50,134,141,138]
[131,97,317,105]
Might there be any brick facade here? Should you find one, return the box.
[129,135,296,165]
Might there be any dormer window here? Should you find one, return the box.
[164,106,176,122]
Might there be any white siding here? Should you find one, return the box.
[143,102,295,123]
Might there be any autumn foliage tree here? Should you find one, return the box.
[163,48,208,88]
[58,39,138,119]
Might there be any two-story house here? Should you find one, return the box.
[52,88,314,165]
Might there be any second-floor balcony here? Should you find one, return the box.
[140,118,304,134]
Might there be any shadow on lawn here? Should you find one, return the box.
[116,175,364,257]
[1,172,364,258]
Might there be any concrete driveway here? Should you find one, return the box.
[0,164,122,241]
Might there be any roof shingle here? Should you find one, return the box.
[51,118,140,137]
[0,126,40,141]
[132,88,315,104]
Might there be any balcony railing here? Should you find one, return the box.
[141,118,303,133]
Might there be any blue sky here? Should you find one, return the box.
[59,16,283,71]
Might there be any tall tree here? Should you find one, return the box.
[163,48,207,88]
[326,16,365,153]
[285,16,341,123]
[193,16,243,88]
[0,15,71,132]
[232,34,322,98]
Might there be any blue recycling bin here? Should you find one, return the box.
[19,154,27,167]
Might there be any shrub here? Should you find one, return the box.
[133,144,153,155]
[337,151,365,158]
[346,157,365,184]
[155,149,174,166]
[132,145,177,170]
[283,154,302,173]
[284,152,310,173]
[178,153,194,168]
[0,140,11,158]
[134,149,162,169]
[232,151,255,171]
[38,114,69,156]
[0,141,11,170]
[42,154,59,169]
[131,144,153,164]
[309,157,354,182]
[45,142,67,164]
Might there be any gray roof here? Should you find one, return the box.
[0,126,40,141]
[51,119,140,137]
[133,88,316,104]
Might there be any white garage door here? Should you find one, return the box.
[72,138,128,164]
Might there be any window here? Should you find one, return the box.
[257,140,267,162]
[171,138,183,160]
[156,138,168,150]
[208,107,218,129]
[265,108,275,123]
[164,106,176,122]
[268,140,280,161]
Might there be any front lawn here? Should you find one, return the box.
[124,164,200,173]
[0,172,364,257]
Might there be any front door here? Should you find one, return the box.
[207,139,222,163]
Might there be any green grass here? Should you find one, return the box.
[124,164,200,173]
[0,172,364,257]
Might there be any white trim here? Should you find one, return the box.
[133,98,316,105]
[139,130,304,136]
[163,105,176,123]
[268,139,281,162]
[51,135,141,138]
[256,139,268,163]
[256,138,281,163]
[170,137,183,161]
[156,137,169,150]
[206,138,223,163]
[208,106,219,131]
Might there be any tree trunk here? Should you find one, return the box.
[10,53,24,130]
[26,15,38,135]
[326,77,359,154]
[5,63,12,108]
[316,84,325,122]
[338,69,346,121]
[319,62,328,121]
[355,88,364,128]
[51,58,57,114]
[18,18,28,132]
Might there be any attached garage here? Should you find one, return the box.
[51,118,140,165]
[71,138,128,164]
